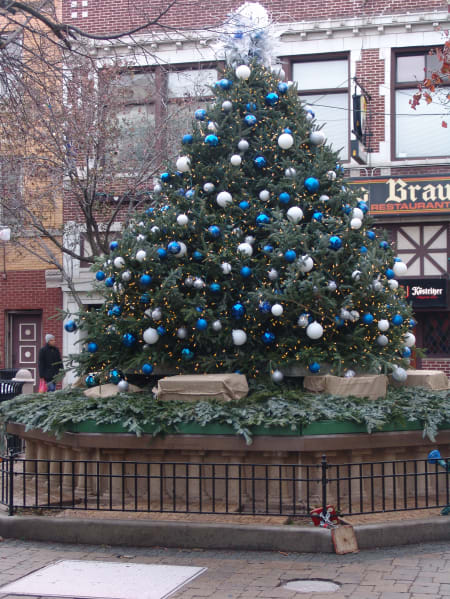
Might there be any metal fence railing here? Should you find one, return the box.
[1,454,449,517]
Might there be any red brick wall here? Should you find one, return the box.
[355,49,385,155]
[421,359,450,377]
[63,0,447,34]
[0,271,62,369]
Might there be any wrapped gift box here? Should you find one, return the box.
[158,373,248,402]
[389,369,449,390]
[304,374,387,400]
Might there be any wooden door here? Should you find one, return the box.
[9,313,42,391]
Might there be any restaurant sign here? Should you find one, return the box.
[348,175,450,215]
[400,278,447,308]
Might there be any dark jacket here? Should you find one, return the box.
[38,343,62,383]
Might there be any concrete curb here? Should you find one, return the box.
[0,513,449,553]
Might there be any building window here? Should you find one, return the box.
[290,56,350,160]
[394,49,450,159]
[418,311,449,357]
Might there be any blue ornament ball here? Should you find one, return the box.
[157,248,167,259]
[256,213,270,226]
[304,177,319,192]
[140,293,150,304]
[279,192,290,204]
[245,102,257,112]
[105,277,115,287]
[263,245,273,253]
[193,250,204,262]
[111,305,122,316]
[278,82,288,94]
[239,201,250,210]
[122,333,136,347]
[385,269,395,279]
[218,78,232,89]
[167,241,181,254]
[367,230,376,240]
[195,306,203,313]
[309,362,321,373]
[358,201,369,214]
[208,225,221,238]
[342,204,352,214]
[335,316,345,328]
[205,134,219,146]
[409,318,416,328]
[64,320,77,332]
[306,109,315,119]
[240,266,252,278]
[284,249,296,262]
[402,347,412,358]
[360,246,368,254]
[181,348,194,360]
[109,369,121,384]
[259,301,272,314]
[262,331,275,344]
[182,134,193,144]
[312,211,323,222]
[254,156,266,168]
[194,109,207,121]
[231,303,245,319]
[209,283,221,293]
[392,314,404,326]
[157,326,166,336]
[265,93,279,106]
[185,189,195,199]
[87,342,98,353]
[140,274,152,287]
[160,172,170,182]
[362,313,374,324]
[142,363,154,375]
[380,240,389,249]
[96,270,106,281]
[109,241,119,251]
[196,318,208,331]
[244,115,257,127]
[329,236,342,250]
[85,375,97,388]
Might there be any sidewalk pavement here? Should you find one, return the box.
[0,539,449,598]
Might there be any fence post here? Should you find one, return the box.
[8,451,14,516]
[321,454,327,517]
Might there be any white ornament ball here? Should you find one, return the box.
[393,261,408,276]
[230,154,242,166]
[144,309,152,318]
[310,131,326,146]
[341,309,351,320]
[299,255,314,273]
[378,319,390,332]
[237,242,253,257]
[216,191,233,208]
[259,189,270,201]
[143,327,159,344]
[176,242,187,258]
[278,133,294,150]
[235,64,251,80]
[238,139,249,151]
[352,270,361,280]
[203,182,215,193]
[232,329,247,346]
[373,280,383,292]
[151,308,162,321]
[344,370,356,378]
[151,226,160,234]
[184,276,193,287]
[207,121,218,132]
[377,334,389,346]
[271,303,284,317]
[177,327,188,339]
[176,156,190,172]
[350,310,360,322]
[153,184,162,194]
[136,250,147,263]
[113,257,125,269]
[306,321,323,340]
[232,227,243,237]
[388,279,399,290]
[193,277,205,289]
[286,206,304,224]
[327,281,337,291]
[285,167,296,178]
[320,195,330,202]
[212,320,222,332]
[177,214,189,226]
[352,207,364,220]
[117,380,129,392]
[268,268,278,281]
[297,315,309,328]
[221,262,232,275]
[404,332,416,348]
[222,100,233,112]
[350,217,362,230]
[122,271,132,282]
[136,234,145,242]
[245,235,255,245]
[326,170,337,181]
[392,367,408,382]
[271,369,284,383]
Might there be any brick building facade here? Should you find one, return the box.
[3,0,448,384]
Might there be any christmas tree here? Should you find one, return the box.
[67,3,415,388]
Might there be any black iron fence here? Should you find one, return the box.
[1,454,449,518]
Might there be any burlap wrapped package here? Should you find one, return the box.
[158,373,248,402]
[304,374,387,400]
[83,383,143,398]
[389,369,449,390]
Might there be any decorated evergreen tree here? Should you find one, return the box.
[67,3,415,389]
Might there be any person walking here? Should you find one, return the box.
[38,334,62,392]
